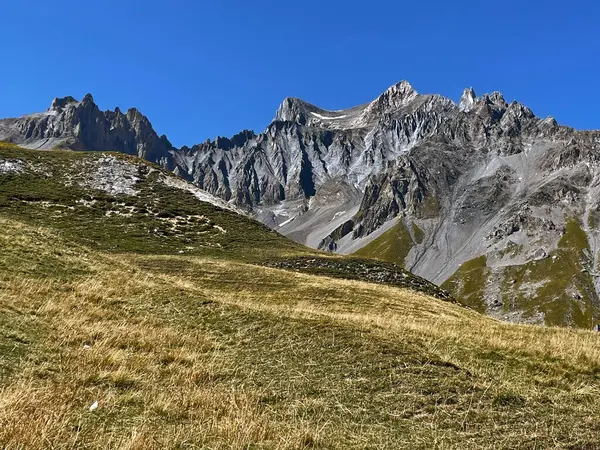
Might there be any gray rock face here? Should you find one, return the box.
[459,88,476,112]
[3,82,600,326]
[0,95,175,164]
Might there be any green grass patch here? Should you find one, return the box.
[412,223,425,244]
[442,255,489,312]
[353,220,414,267]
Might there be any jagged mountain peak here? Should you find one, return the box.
[459,87,477,112]
[212,129,257,150]
[506,100,535,117]
[275,97,321,124]
[126,107,146,122]
[380,80,417,99]
[183,129,258,153]
[541,116,558,127]
[365,80,420,113]
[49,96,79,111]
[273,80,430,131]
[457,88,541,128]
[48,93,99,112]
[486,91,507,107]
[0,94,174,161]
[82,93,95,104]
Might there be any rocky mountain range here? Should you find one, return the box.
[2,81,600,327]
[0,94,175,165]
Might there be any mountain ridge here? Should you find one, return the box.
[2,81,600,327]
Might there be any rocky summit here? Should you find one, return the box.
[0,94,174,164]
[2,81,600,327]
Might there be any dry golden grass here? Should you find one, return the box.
[1,217,600,449]
[0,258,314,448]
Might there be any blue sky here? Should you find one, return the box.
[0,0,598,146]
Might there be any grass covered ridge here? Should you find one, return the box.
[353,220,422,267]
[0,144,302,260]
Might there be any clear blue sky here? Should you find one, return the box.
[1,0,598,146]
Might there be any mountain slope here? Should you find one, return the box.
[3,83,600,327]
[2,145,600,448]
[0,143,448,296]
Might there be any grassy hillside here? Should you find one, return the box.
[2,145,600,448]
[353,220,414,267]
[441,256,490,313]
[443,219,599,327]
[0,142,299,260]
[0,144,445,298]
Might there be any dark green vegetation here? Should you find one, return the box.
[353,220,420,267]
[265,256,453,301]
[2,143,600,448]
[441,255,490,313]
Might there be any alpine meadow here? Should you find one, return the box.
[2,2,600,446]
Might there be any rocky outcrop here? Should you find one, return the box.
[0,95,175,164]
[264,256,454,301]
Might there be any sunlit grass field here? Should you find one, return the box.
[1,145,600,448]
